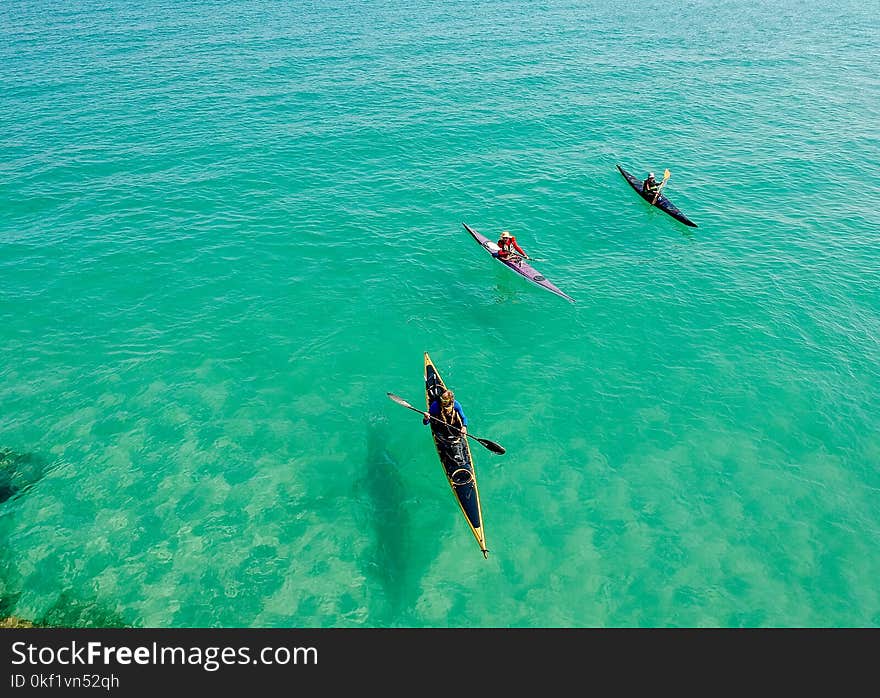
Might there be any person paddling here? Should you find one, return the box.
[642,172,661,199]
[423,389,468,446]
[644,168,671,203]
[495,231,529,262]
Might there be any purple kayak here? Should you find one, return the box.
[462,223,575,303]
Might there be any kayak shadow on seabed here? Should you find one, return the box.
[493,286,525,305]
[490,266,529,305]
[355,417,426,624]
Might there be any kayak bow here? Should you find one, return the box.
[617,164,698,227]
[424,352,488,558]
[463,223,575,303]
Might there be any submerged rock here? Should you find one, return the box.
[39,591,131,629]
[0,592,35,627]
[0,448,47,505]
[0,591,133,629]
[0,450,131,628]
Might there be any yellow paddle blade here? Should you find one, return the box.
[663,168,671,180]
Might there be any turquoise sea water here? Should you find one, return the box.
[1,0,879,628]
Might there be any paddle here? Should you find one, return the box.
[386,392,506,455]
[497,250,530,263]
[651,168,671,204]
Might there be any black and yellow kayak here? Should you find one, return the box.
[424,352,488,558]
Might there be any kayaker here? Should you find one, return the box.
[423,389,468,442]
[643,172,661,199]
[495,231,529,261]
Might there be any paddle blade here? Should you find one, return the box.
[386,392,412,408]
[477,437,506,455]
[663,168,671,181]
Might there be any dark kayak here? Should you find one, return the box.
[617,164,698,227]
[424,352,488,558]
[463,223,575,303]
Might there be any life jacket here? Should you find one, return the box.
[435,401,464,443]
[498,237,516,256]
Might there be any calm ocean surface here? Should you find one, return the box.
[1,0,878,627]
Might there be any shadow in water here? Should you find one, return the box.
[0,448,48,505]
[357,417,424,624]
